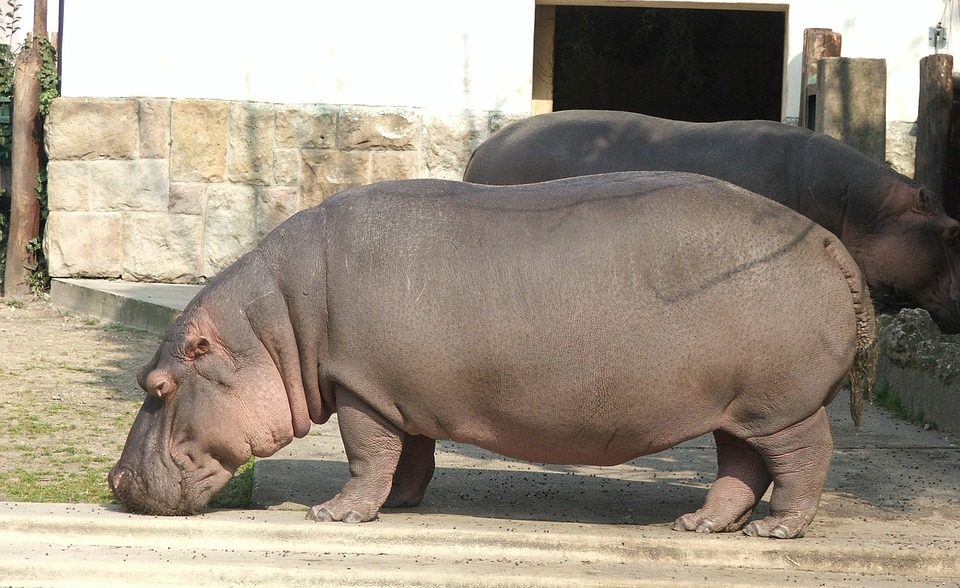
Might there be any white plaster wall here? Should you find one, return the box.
[58,0,536,114]
[55,0,952,122]
[784,0,944,122]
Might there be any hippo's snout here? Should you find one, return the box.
[108,458,192,516]
[108,462,156,514]
[108,461,144,513]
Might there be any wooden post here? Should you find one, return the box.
[799,28,841,130]
[915,54,953,214]
[3,0,46,296]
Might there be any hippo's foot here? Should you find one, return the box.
[307,387,404,523]
[737,407,834,540]
[742,514,809,539]
[673,430,772,535]
[672,510,751,534]
[306,493,380,524]
[383,434,436,509]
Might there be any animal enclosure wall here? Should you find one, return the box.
[42,98,518,282]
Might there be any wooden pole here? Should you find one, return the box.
[799,28,841,130]
[915,54,953,215]
[3,0,45,296]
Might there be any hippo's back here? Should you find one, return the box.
[318,172,862,465]
[463,110,811,208]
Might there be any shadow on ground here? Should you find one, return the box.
[252,391,960,527]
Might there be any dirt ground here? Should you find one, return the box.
[0,297,162,502]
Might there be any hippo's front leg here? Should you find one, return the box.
[306,387,403,523]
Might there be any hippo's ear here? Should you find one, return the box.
[183,336,210,359]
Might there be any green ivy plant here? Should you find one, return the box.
[37,35,56,116]
[25,169,48,295]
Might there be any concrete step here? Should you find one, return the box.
[50,278,202,334]
[2,502,956,587]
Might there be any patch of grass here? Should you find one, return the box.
[3,467,113,504]
[873,382,936,430]
[7,410,56,435]
[113,413,136,428]
[4,298,24,309]
[209,458,256,509]
[106,322,150,336]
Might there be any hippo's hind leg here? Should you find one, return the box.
[306,386,403,523]
[742,407,833,539]
[384,434,436,508]
[673,431,772,533]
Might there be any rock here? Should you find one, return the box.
[878,308,960,384]
[168,183,206,215]
[89,160,169,211]
[273,149,301,186]
[339,107,420,151]
[276,104,336,150]
[121,212,203,282]
[44,98,139,160]
[46,161,92,212]
[256,186,299,239]
[170,100,229,182]
[299,150,369,209]
[44,212,123,278]
[139,99,172,159]
[369,151,422,182]
[202,184,258,277]
[228,102,276,185]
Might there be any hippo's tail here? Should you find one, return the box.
[825,238,877,429]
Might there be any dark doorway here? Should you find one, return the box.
[551,5,785,122]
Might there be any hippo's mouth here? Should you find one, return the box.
[109,457,231,516]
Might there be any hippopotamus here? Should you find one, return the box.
[110,171,876,539]
[462,109,960,333]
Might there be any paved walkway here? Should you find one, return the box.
[3,278,955,586]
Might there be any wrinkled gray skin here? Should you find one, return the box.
[463,109,960,334]
[110,172,876,539]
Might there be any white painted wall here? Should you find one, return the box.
[58,0,536,114]
[784,0,945,122]
[55,0,955,122]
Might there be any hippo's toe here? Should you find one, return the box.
[743,518,804,539]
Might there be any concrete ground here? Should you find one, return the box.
[3,278,958,586]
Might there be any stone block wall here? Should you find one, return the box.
[877,308,960,436]
[43,97,516,283]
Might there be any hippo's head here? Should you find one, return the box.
[109,302,296,515]
[847,182,960,334]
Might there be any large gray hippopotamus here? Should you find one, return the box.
[463,109,960,333]
[110,172,875,539]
